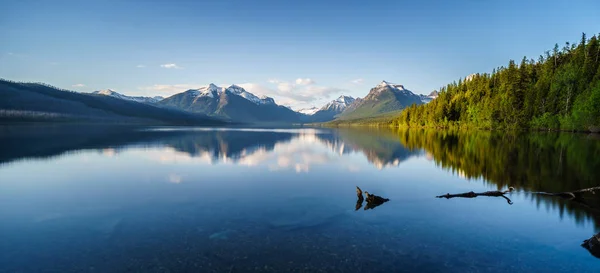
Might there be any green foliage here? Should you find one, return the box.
[392,33,600,132]
[394,128,600,227]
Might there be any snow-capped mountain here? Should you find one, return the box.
[159,83,300,123]
[320,95,356,112]
[189,84,275,105]
[465,73,477,82]
[308,95,357,122]
[365,81,414,98]
[420,90,439,103]
[297,107,319,115]
[339,80,423,119]
[92,89,164,104]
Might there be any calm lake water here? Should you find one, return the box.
[1,124,600,272]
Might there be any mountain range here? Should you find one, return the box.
[0,79,223,125]
[1,78,434,125]
[92,89,164,104]
[158,84,301,123]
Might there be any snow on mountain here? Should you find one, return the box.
[465,73,477,82]
[195,83,223,98]
[187,84,276,105]
[297,107,319,115]
[338,81,423,119]
[320,95,356,112]
[259,95,275,105]
[226,84,274,105]
[92,89,164,104]
[419,90,439,103]
[373,80,414,95]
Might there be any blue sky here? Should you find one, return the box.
[1,0,599,109]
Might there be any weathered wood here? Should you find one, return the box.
[436,187,514,205]
[532,186,600,199]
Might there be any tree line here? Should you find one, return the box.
[392,33,600,131]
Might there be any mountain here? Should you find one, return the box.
[0,79,224,125]
[419,90,439,103]
[92,89,164,104]
[310,95,356,122]
[159,84,301,123]
[297,107,319,115]
[338,81,422,120]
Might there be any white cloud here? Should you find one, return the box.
[160,63,183,69]
[351,78,364,85]
[295,78,315,85]
[240,79,346,108]
[72,83,85,88]
[136,65,145,68]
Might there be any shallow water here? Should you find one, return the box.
[1,125,600,272]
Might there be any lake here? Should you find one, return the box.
[1,124,600,272]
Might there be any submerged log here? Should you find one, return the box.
[532,186,600,200]
[436,187,514,205]
[533,186,600,215]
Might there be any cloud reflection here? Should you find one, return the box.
[168,174,183,184]
[145,128,419,172]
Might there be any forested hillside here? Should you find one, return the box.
[393,33,600,131]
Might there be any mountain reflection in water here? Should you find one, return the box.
[1,124,600,271]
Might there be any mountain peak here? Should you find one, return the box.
[297,106,319,115]
[378,80,391,87]
[319,95,356,112]
[226,84,244,93]
[335,95,355,104]
[377,80,405,91]
[96,89,117,95]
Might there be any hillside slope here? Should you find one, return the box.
[338,81,422,120]
[0,79,224,125]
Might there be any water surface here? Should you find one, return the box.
[1,125,600,272]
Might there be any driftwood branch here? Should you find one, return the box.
[436,187,514,205]
[531,186,600,199]
[532,186,600,215]
[436,186,600,208]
